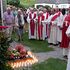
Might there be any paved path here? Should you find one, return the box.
[10,42,66,63]
[34,46,66,63]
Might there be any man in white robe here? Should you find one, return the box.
[47,9,60,45]
[27,8,37,39]
[42,8,49,40]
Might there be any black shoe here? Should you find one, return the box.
[48,43,53,45]
[58,42,61,44]
[53,44,59,46]
[63,55,68,59]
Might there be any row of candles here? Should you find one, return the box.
[8,51,38,69]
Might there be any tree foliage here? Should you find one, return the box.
[8,0,20,6]
[0,31,13,70]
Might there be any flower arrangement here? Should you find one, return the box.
[8,44,27,60]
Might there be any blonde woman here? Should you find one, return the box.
[15,9,24,41]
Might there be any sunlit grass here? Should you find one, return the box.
[31,58,67,70]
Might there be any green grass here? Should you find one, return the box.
[12,32,54,53]
[31,58,67,70]
[20,0,36,7]
[22,33,53,52]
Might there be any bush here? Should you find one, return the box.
[0,31,13,70]
[8,0,25,9]
[8,0,20,7]
[18,4,25,9]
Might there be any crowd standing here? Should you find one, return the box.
[3,6,70,70]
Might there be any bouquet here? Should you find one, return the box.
[8,44,27,60]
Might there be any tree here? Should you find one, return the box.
[0,31,13,70]
[8,0,20,6]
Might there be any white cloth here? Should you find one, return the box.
[42,13,49,40]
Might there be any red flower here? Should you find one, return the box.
[10,54,14,59]
[15,45,23,51]
[15,44,26,53]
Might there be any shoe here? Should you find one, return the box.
[48,43,53,45]
[53,44,59,46]
[63,55,68,59]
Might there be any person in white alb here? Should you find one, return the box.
[56,9,62,44]
[42,8,49,40]
[60,7,70,59]
[48,8,61,45]
[27,8,37,39]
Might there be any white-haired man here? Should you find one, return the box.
[42,8,50,40]
[3,7,14,41]
[27,8,37,39]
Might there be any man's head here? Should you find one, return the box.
[54,6,59,13]
[43,8,47,13]
[39,11,43,16]
[18,9,22,15]
[50,9,55,15]
[6,7,11,14]
[30,8,34,13]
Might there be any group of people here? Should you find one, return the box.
[27,7,70,70]
[27,7,70,58]
[3,6,28,41]
[2,6,70,70]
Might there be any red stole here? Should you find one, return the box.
[45,13,49,36]
[46,13,49,19]
[29,13,36,36]
[42,13,49,20]
[60,15,70,48]
[43,13,49,37]
[51,12,60,21]
[38,15,44,39]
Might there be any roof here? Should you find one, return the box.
[36,0,70,4]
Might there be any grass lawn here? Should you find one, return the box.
[22,33,54,52]
[20,0,36,7]
[12,32,54,53]
[31,58,67,70]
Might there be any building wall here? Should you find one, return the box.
[35,0,69,4]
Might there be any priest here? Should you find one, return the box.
[37,11,44,40]
[48,8,61,45]
[60,7,70,59]
[27,8,37,39]
[42,8,49,40]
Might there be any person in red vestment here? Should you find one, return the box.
[42,8,50,40]
[60,7,70,59]
[27,8,37,39]
[48,8,61,45]
[37,11,44,40]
